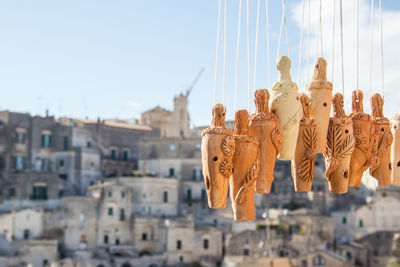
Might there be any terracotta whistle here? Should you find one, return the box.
[291,93,317,192]
[391,113,400,186]
[270,56,302,160]
[369,93,393,187]
[348,90,373,187]
[324,93,355,194]
[231,109,258,222]
[249,89,282,194]
[307,57,333,153]
[201,104,235,209]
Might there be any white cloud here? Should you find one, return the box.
[291,0,400,118]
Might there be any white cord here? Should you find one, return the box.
[319,0,323,57]
[340,0,345,98]
[297,0,306,86]
[379,0,384,101]
[356,0,359,95]
[266,0,271,89]
[222,0,227,105]
[234,0,243,112]
[369,0,374,99]
[332,0,336,83]
[213,0,222,105]
[307,0,311,83]
[277,0,285,60]
[247,0,251,112]
[284,1,291,59]
[253,0,261,93]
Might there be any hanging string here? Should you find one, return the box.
[222,0,228,105]
[253,0,261,93]
[277,0,290,60]
[307,0,311,83]
[379,0,384,101]
[213,0,222,105]
[247,0,251,111]
[369,0,374,98]
[315,0,323,59]
[332,0,336,83]
[297,0,306,86]
[356,0,360,99]
[266,0,271,89]
[234,0,243,112]
[339,0,345,98]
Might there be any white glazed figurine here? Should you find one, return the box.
[270,56,302,160]
[391,113,400,186]
[307,57,333,153]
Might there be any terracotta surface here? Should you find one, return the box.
[349,90,373,187]
[324,93,355,194]
[249,89,282,194]
[270,56,302,160]
[291,93,317,192]
[201,104,234,209]
[369,93,393,187]
[231,109,258,222]
[391,113,400,186]
[307,57,333,153]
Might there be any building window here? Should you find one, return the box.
[123,150,129,161]
[41,132,52,148]
[163,191,168,203]
[23,229,30,240]
[195,143,201,150]
[313,255,326,266]
[115,238,120,245]
[359,219,364,227]
[169,168,175,177]
[186,189,192,201]
[32,186,47,200]
[104,235,108,244]
[59,160,64,167]
[41,159,52,171]
[203,239,209,249]
[192,169,202,180]
[243,248,249,256]
[342,217,347,224]
[169,144,176,152]
[121,191,125,198]
[201,189,206,201]
[16,131,25,144]
[142,233,147,241]
[110,148,117,160]
[176,240,182,250]
[63,136,69,151]
[108,191,112,198]
[119,209,125,221]
[13,156,25,170]
[87,141,91,148]
[108,207,113,216]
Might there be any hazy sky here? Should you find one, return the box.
[0,0,399,126]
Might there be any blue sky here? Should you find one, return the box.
[0,0,399,126]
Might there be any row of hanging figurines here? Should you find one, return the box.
[201,55,400,222]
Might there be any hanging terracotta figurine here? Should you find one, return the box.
[249,89,282,194]
[270,56,302,160]
[391,113,400,186]
[324,93,355,194]
[370,93,393,187]
[348,90,373,187]
[201,104,235,209]
[231,109,259,222]
[291,93,317,192]
[307,57,333,153]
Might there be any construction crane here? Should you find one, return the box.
[185,68,205,97]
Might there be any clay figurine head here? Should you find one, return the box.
[312,57,327,81]
[235,109,250,135]
[277,56,291,73]
[371,93,384,119]
[299,93,311,118]
[352,90,364,113]
[254,89,269,114]
[332,93,345,118]
[211,103,226,127]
